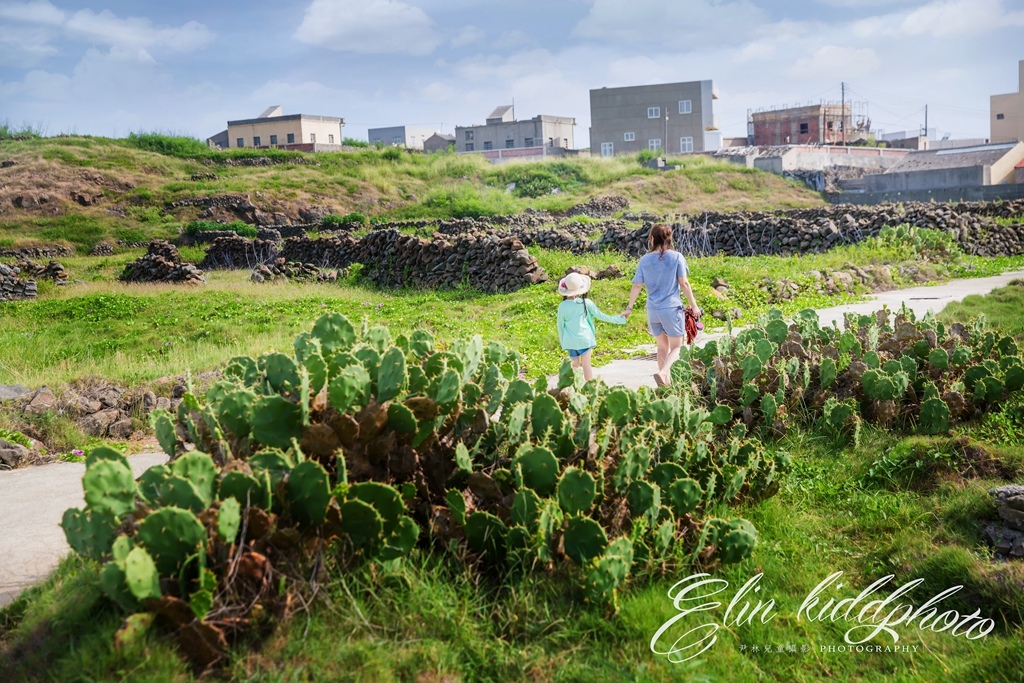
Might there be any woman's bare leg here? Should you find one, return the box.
[655,335,685,384]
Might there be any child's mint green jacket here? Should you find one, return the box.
[557,298,627,351]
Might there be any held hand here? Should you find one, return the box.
[622,309,632,319]
[692,306,703,320]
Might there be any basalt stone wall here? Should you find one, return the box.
[280,229,547,293]
[0,263,36,300]
[0,245,74,259]
[200,236,282,269]
[547,200,1024,259]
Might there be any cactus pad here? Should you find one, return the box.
[513,445,559,496]
[556,467,597,515]
[137,507,207,575]
[562,516,608,566]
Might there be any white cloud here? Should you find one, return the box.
[420,80,455,103]
[732,20,813,64]
[853,0,1024,39]
[605,56,674,86]
[451,25,483,48]
[900,0,1024,38]
[0,24,58,66]
[572,0,768,47]
[0,0,63,25]
[786,45,881,80]
[64,10,213,53]
[294,0,442,56]
[0,67,70,99]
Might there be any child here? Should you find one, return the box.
[556,272,628,382]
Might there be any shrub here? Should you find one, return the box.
[323,212,369,230]
[382,147,403,162]
[184,220,256,238]
[124,132,211,158]
[343,137,370,148]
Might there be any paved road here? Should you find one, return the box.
[0,452,168,607]
[562,270,1024,391]
[1,270,1020,607]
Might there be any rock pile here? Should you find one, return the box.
[190,172,218,181]
[281,229,547,293]
[9,259,69,283]
[256,227,283,242]
[201,235,281,269]
[985,485,1024,559]
[0,263,36,300]
[564,195,630,218]
[120,240,206,284]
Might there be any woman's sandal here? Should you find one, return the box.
[653,372,668,387]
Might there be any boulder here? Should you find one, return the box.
[80,408,121,436]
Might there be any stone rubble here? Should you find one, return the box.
[119,240,206,284]
[985,485,1024,559]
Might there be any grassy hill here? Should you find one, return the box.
[0,134,824,252]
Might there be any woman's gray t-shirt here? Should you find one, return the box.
[632,250,689,310]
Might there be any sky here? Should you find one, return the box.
[1,0,1022,145]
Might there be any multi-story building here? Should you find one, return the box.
[423,132,455,153]
[221,106,344,151]
[991,60,1024,144]
[367,125,439,149]
[455,106,575,156]
[589,80,718,157]
[750,104,853,146]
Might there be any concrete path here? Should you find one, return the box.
[0,270,1021,608]
[577,270,1024,391]
[0,452,168,607]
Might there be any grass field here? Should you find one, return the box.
[0,134,825,253]
[3,284,1024,682]
[2,134,1024,682]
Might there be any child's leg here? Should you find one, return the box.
[570,354,582,371]
[579,349,594,382]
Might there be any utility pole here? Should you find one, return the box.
[841,81,846,145]
[924,104,928,145]
[664,110,669,155]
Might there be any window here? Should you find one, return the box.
[483,141,493,150]
[505,139,515,149]
[648,139,661,151]
[253,136,262,146]
[548,137,553,146]
[236,138,244,148]
[647,106,660,119]
[329,134,335,144]
[624,132,635,142]
[799,122,809,135]
[287,133,295,144]
[525,137,534,147]
[269,134,278,145]
[465,130,474,140]
[372,138,382,145]
[826,122,834,130]
[465,143,474,151]
[997,113,1005,120]
[600,142,614,157]
[310,133,316,143]
[680,136,693,153]
[678,100,692,114]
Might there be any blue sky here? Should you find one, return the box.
[1,0,1021,144]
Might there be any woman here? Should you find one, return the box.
[625,223,702,387]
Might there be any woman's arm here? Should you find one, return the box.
[625,283,644,317]
[678,276,702,318]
